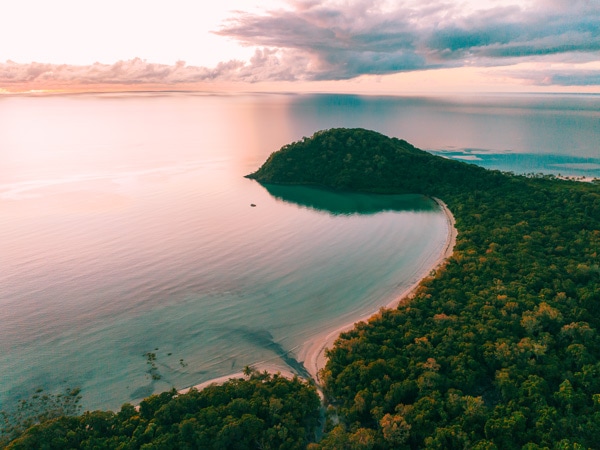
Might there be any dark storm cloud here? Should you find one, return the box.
[217,0,600,81]
[427,7,600,60]
[216,1,433,79]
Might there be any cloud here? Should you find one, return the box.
[0,51,309,90]
[2,0,599,89]
[426,6,600,60]
[217,0,600,80]
[216,0,435,79]
[0,59,227,87]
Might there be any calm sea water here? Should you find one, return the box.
[1,92,598,412]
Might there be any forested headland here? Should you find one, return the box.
[250,128,600,449]
[4,128,599,449]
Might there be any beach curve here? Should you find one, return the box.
[182,196,457,393]
[299,196,457,384]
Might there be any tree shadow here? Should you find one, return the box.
[258,183,438,216]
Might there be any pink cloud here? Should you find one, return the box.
[0,52,310,92]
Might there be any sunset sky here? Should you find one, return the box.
[1,0,599,94]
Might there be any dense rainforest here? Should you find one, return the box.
[2,371,321,449]
[4,128,599,448]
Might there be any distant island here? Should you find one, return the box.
[4,128,600,449]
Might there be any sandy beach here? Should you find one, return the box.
[180,363,297,394]
[299,197,457,384]
[183,196,457,392]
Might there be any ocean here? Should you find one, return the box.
[0,92,598,412]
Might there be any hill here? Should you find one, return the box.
[246,128,507,195]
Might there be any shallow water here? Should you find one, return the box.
[0,92,597,412]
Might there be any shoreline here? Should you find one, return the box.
[181,196,457,391]
[300,196,457,384]
[180,363,297,395]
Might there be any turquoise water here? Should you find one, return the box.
[283,93,600,178]
[0,93,448,412]
[0,92,597,413]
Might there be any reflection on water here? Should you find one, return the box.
[262,184,438,216]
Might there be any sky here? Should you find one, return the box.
[1,0,599,94]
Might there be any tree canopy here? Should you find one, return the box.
[4,371,321,449]
[246,128,506,196]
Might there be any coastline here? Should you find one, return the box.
[300,196,457,384]
[182,196,457,391]
[180,363,297,395]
